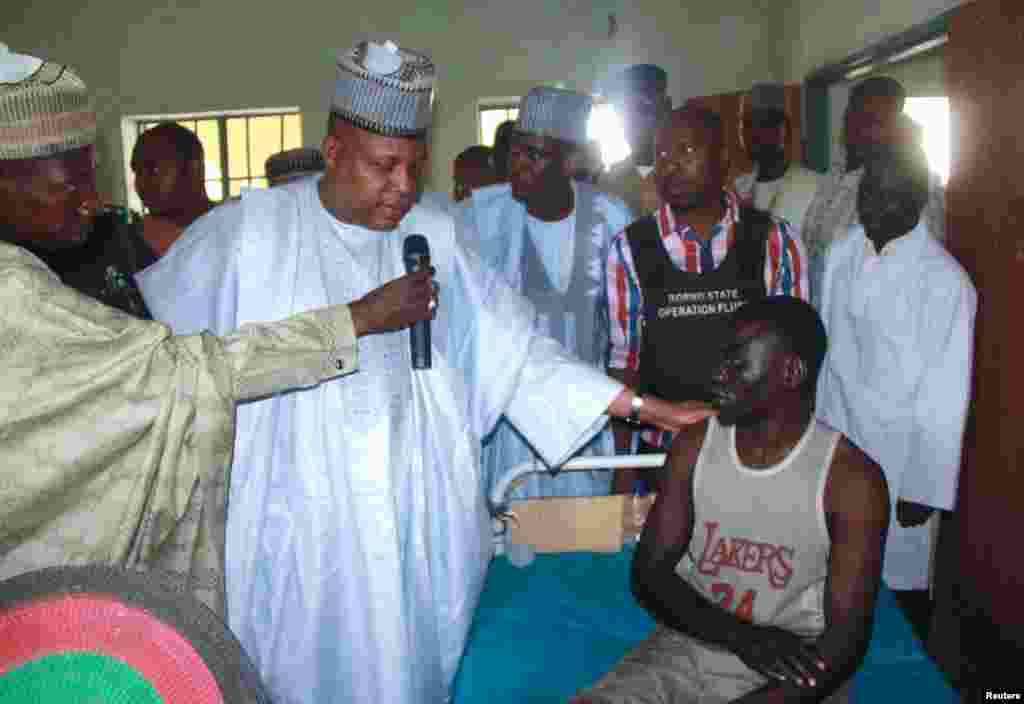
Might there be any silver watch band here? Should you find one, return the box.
[628,394,644,425]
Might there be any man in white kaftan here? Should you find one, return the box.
[464,87,634,500]
[137,40,715,704]
[733,83,819,242]
[816,142,975,591]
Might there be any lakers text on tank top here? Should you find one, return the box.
[625,207,771,402]
[676,417,846,700]
[679,416,839,637]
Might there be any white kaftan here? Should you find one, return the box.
[734,164,821,244]
[136,176,622,704]
[816,221,975,590]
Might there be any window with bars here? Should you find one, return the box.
[478,101,519,146]
[124,109,303,207]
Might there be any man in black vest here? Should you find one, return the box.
[606,105,809,492]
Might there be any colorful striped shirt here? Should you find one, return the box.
[607,191,809,448]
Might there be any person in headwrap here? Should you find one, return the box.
[602,64,672,218]
[0,48,154,317]
[0,43,420,616]
[462,86,634,500]
[733,82,820,244]
[265,146,326,187]
[136,39,715,704]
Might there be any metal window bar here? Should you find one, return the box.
[217,117,230,201]
[130,110,300,203]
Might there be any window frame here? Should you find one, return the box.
[801,13,952,173]
[121,106,302,211]
[476,97,520,146]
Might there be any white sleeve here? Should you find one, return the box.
[899,269,977,509]
[504,334,622,467]
[135,201,245,337]
[450,230,623,465]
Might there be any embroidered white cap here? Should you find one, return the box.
[331,39,435,137]
[516,86,593,146]
[0,44,97,160]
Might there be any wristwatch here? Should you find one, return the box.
[627,394,644,426]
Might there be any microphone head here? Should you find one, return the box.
[403,234,430,258]
[403,234,430,273]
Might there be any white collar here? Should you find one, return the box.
[856,219,929,258]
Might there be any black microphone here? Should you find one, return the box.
[403,234,432,370]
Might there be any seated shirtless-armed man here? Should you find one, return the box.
[574,296,890,703]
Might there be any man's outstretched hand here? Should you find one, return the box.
[643,398,718,433]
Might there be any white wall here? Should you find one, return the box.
[2,0,969,201]
[779,0,964,82]
[1,0,780,202]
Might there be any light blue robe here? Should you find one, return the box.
[462,182,634,499]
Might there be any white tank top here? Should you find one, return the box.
[677,416,839,639]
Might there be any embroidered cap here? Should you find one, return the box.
[265,147,325,183]
[331,39,435,137]
[516,86,593,146]
[0,44,97,160]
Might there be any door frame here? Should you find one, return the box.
[801,11,954,173]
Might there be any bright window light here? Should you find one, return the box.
[587,102,631,171]
[904,97,950,186]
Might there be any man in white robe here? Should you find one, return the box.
[816,140,975,592]
[464,87,634,499]
[0,45,418,617]
[137,40,714,704]
[733,82,820,242]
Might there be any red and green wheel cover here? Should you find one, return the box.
[0,566,269,703]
